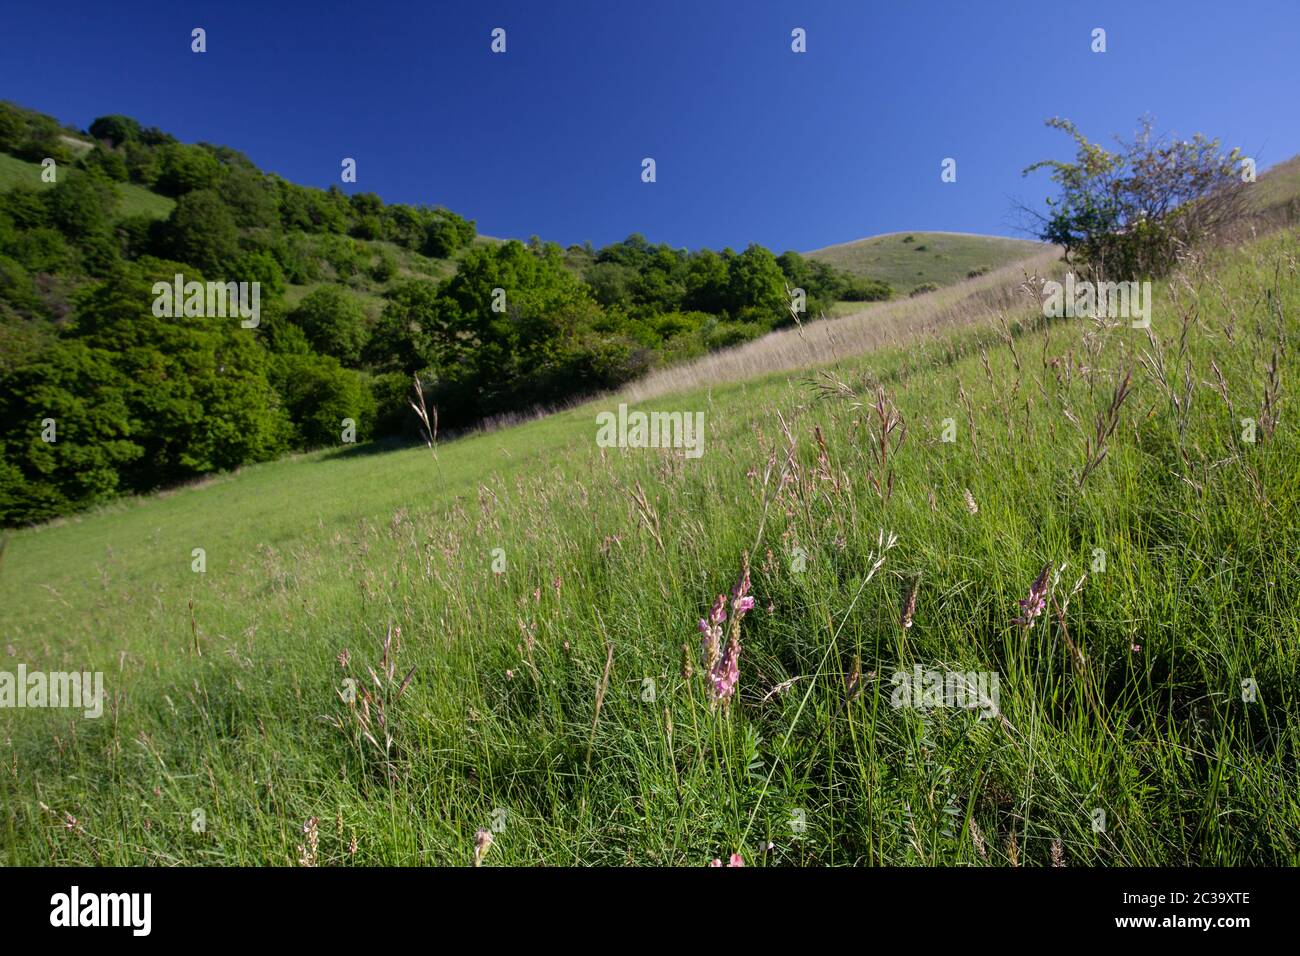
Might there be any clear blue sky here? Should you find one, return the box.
[2,0,1297,252]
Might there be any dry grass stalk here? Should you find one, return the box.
[619,250,1061,402]
[628,481,665,552]
[408,374,439,461]
[1078,367,1134,488]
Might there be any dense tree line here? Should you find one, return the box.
[0,102,891,524]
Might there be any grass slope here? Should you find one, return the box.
[1250,155,1300,216]
[2,226,1297,866]
[807,231,1048,295]
[0,151,176,220]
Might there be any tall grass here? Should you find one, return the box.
[1,230,1297,866]
[622,248,1062,401]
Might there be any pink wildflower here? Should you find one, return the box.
[709,853,744,867]
[730,556,753,617]
[698,554,753,710]
[710,633,740,704]
[1013,563,1051,628]
[708,592,727,626]
[699,593,726,671]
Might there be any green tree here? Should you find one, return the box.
[726,244,787,322]
[45,169,117,238]
[288,285,370,364]
[269,352,376,448]
[154,143,223,196]
[162,189,239,273]
[423,208,476,258]
[88,114,143,148]
[367,279,445,373]
[79,146,130,182]
[0,340,141,523]
[218,168,280,229]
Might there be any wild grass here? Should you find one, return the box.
[622,247,1062,401]
[806,230,1048,294]
[1,227,1298,866]
[0,152,175,220]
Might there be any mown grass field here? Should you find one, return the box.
[0,152,175,220]
[2,227,1298,866]
[807,230,1048,294]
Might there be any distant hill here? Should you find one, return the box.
[805,231,1048,294]
[1249,154,1300,216]
[0,151,175,220]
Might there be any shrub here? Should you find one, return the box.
[1022,116,1249,279]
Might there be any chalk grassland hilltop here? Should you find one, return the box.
[806,231,1048,297]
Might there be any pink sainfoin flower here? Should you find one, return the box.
[699,593,727,672]
[731,559,754,616]
[1013,563,1051,628]
[712,636,740,703]
[700,554,753,711]
[709,853,745,867]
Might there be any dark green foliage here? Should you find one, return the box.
[218,168,280,229]
[3,185,50,230]
[45,169,117,238]
[68,268,291,487]
[161,189,239,273]
[0,340,140,523]
[288,285,369,364]
[365,369,418,437]
[113,214,157,259]
[0,101,894,524]
[269,352,376,448]
[10,227,75,274]
[231,249,286,301]
[0,254,45,319]
[726,244,788,321]
[122,141,159,186]
[370,247,397,282]
[367,278,443,374]
[78,146,130,182]
[422,208,476,257]
[153,143,223,196]
[88,114,143,148]
[0,101,83,165]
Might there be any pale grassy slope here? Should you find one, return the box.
[622,246,1062,401]
[806,231,1047,294]
[0,152,176,220]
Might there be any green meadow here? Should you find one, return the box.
[807,230,1047,295]
[3,227,1297,866]
[0,152,175,221]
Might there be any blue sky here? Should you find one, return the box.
[2,0,1297,252]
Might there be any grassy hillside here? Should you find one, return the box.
[0,151,175,220]
[1249,155,1300,216]
[807,231,1048,295]
[2,226,1296,866]
[281,237,462,315]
